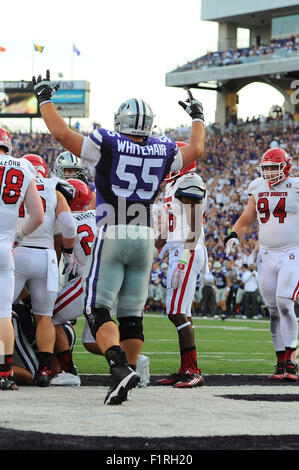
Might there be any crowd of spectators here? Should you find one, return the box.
[2,108,299,319]
[150,109,299,318]
[172,34,299,73]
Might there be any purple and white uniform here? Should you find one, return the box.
[80,128,183,317]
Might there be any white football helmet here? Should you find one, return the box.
[53,151,84,180]
[114,98,154,137]
[213,261,222,272]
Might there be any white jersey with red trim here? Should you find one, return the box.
[164,172,207,248]
[248,176,299,250]
[72,209,96,276]
[53,209,96,324]
[16,176,57,249]
[0,154,35,245]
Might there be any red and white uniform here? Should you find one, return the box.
[0,154,35,318]
[13,177,59,316]
[53,209,96,324]
[249,176,299,305]
[164,173,208,316]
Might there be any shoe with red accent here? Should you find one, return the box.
[34,367,52,387]
[173,369,205,388]
[155,373,185,386]
[283,360,298,381]
[268,361,285,380]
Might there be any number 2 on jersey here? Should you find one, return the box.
[257,197,287,224]
[78,224,94,255]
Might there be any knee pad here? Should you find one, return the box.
[84,306,115,339]
[118,316,144,342]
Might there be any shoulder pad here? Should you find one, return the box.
[289,177,299,189]
[56,180,75,204]
[175,174,206,200]
[247,178,262,194]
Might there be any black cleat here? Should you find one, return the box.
[268,361,285,380]
[104,366,140,405]
[104,349,140,405]
[34,367,52,387]
[284,360,298,381]
[0,376,19,390]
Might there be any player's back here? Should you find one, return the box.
[16,176,57,249]
[85,128,178,227]
[0,154,35,244]
[72,209,96,276]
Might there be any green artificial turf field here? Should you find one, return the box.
[72,313,277,376]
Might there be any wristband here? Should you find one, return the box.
[192,118,205,125]
[39,100,53,107]
[224,231,239,244]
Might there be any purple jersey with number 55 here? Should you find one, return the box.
[86,128,179,227]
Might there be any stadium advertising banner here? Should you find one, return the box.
[0,80,90,118]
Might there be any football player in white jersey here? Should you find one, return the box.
[0,129,44,390]
[51,178,94,386]
[155,142,208,388]
[225,148,299,381]
[13,153,77,387]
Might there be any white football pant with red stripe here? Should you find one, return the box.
[257,247,299,349]
[166,243,207,316]
[13,247,58,316]
[52,275,83,325]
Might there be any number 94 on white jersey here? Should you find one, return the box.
[248,176,299,250]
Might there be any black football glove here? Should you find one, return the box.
[224,231,240,257]
[56,180,75,205]
[32,70,60,107]
[178,90,204,123]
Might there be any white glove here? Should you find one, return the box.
[225,237,240,257]
[13,227,26,249]
[171,249,191,290]
[63,252,79,276]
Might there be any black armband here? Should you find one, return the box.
[224,231,239,244]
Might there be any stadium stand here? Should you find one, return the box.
[171,34,299,73]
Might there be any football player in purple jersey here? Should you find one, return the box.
[32,70,206,405]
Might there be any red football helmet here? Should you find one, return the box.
[0,128,12,154]
[164,141,196,184]
[23,154,48,178]
[259,148,293,188]
[66,178,92,211]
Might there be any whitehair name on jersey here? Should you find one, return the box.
[117,140,167,156]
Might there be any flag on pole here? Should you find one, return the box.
[73,43,80,56]
[0,46,6,52]
[33,44,44,53]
